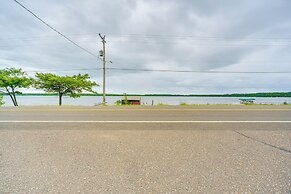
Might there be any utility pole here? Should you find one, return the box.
[99,33,106,105]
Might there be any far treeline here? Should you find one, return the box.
[14,92,291,97]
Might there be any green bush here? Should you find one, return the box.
[115,99,122,105]
[0,95,4,106]
[179,102,188,106]
[283,101,288,105]
[157,103,168,106]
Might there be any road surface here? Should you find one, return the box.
[0,106,290,193]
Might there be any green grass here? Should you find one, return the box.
[155,103,291,106]
[157,103,169,106]
[189,103,240,106]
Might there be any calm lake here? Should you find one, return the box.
[2,96,291,106]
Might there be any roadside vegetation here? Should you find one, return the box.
[157,103,169,106]
[0,68,32,106]
[0,68,99,106]
[159,102,291,106]
[0,95,4,106]
[34,73,98,106]
[115,100,122,106]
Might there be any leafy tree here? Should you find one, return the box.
[0,68,32,106]
[34,73,98,106]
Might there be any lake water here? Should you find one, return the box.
[2,96,291,106]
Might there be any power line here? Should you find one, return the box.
[86,32,291,40]
[106,67,291,74]
[25,68,101,72]
[12,0,99,59]
[105,33,291,45]
[3,33,291,41]
[7,67,291,74]
[1,41,289,48]
[2,32,291,43]
[1,36,290,46]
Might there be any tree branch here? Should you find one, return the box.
[63,88,72,94]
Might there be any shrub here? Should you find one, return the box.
[179,102,188,106]
[157,103,168,106]
[115,100,122,105]
[0,95,4,106]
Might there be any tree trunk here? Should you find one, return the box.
[12,91,18,106]
[5,87,17,106]
[58,93,63,106]
[8,93,17,106]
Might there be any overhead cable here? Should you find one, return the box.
[12,0,99,58]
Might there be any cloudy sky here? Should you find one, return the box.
[0,0,291,94]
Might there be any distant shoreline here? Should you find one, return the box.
[1,92,291,97]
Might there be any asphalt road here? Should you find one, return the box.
[0,106,291,193]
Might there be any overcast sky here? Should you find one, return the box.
[0,0,291,94]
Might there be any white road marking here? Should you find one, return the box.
[0,121,291,123]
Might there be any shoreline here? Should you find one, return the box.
[1,103,291,108]
[1,92,291,98]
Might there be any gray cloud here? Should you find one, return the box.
[0,0,291,94]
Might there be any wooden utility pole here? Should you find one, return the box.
[99,33,106,105]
